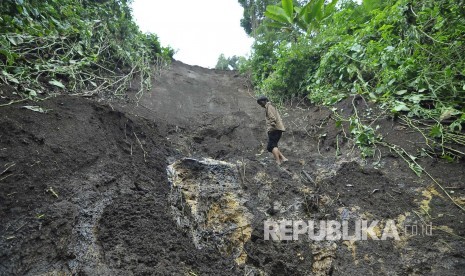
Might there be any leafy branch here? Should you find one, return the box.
[0,0,174,101]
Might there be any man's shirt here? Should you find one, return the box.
[265,102,285,133]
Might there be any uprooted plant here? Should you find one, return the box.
[0,0,174,100]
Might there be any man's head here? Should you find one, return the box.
[257,96,269,108]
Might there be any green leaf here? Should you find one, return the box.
[24,88,37,97]
[392,101,410,112]
[295,18,309,31]
[0,48,15,65]
[281,0,294,19]
[350,43,363,53]
[305,0,324,23]
[395,90,408,95]
[449,120,463,132]
[405,94,422,104]
[385,46,395,52]
[429,125,442,138]
[265,6,291,24]
[298,3,309,23]
[323,0,339,18]
[439,107,461,121]
[49,79,65,89]
[379,24,394,31]
[315,0,326,20]
[441,154,454,163]
[2,70,19,84]
[409,162,423,176]
[6,35,23,46]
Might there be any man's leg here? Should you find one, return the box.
[279,150,288,162]
[272,147,281,164]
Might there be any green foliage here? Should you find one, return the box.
[264,0,339,35]
[348,116,378,157]
[246,37,278,87]
[0,0,174,98]
[243,0,465,156]
[215,54,247,70]
[308,0,465,132]
[260,37,319,101]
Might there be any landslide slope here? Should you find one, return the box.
[1,61,464,275]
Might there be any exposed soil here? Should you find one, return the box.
[1,60,464,275]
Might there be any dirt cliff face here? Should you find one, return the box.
[1,61,464,275]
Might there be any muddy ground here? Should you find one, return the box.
[1,61,464,275]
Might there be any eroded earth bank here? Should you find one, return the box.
[1,61,464,275]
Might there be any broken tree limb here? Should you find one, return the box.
[1,163,16,176]
[302,170,316,186]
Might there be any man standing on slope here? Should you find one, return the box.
[257,96,288,165]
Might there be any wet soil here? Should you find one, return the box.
[1,60,464,275]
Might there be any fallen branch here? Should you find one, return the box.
[302,170,316,186]
[0,174,13,182]
[133,132,147,162]
[381,142,465,213]
[46,187,59,198]
[0,99,27,108]
[1,163,15,176]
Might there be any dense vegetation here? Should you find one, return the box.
[0,0,173,99]
[240,0,465,160]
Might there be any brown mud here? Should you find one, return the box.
[1,60,464,275]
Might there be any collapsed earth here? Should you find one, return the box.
[1,61,464,275]
[1,0,465,274]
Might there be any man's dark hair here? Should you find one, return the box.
[257,96,269,104]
